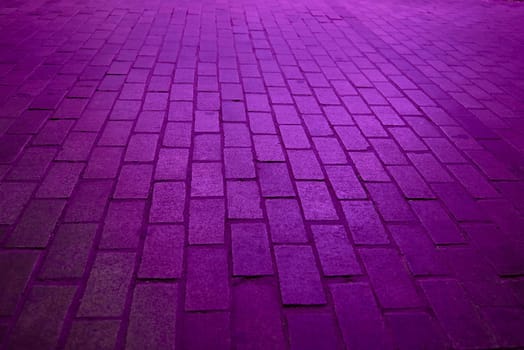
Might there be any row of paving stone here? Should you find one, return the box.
[1,0,524,348]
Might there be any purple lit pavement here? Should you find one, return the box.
[1,0,524,348]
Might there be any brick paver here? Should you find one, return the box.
[0,0,524,348]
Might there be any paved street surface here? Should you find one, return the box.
[0,0,524,348]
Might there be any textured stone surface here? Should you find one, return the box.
[0,0,524,348]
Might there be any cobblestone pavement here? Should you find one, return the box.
[0,0,524,348]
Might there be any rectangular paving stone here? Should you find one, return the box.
[246,93,271,112]
[1,3,524,349]
[39,223,97,279]
[222,101,246,122]
[0,251,39,316]
[312,225,361,276]
[191,162,224,197]
[324,106,354,125]
[114,164,153,199]
[341,201,389,245]
[315,87,341,105]
[257,162,295,197]
[265,199,308,243]
[174,68,195,83]
[286,310,344,350]
[447,164,499,198]
[389,224,450,276]
[168,101,193,121]
[197,92,220,110]
[224,148,255,179]
[303,114,333,137]
[425,138,465,163]
[389,97,421,115]
[444,247,517,307]
[279,125,311,149]
[6,147,56,181]
[99,76,125,93]
[313,137,348,165]
[63,180,113,222]
[482,307,524,349]
[148,76,171,92]
[232,223,273,276]
[182,312,231,350]
[464,149,517,180]
[367,183,415,222]
[188,198,225,244]
[330,283,393,350]
[226,181,263,219]
[478,199,524,239]
[143,92,168,110]
[171,84,194,101]
[78,252,135,317]
[0,134,30,163]
[463,223,524,276]
[372,105,404,125]
[495,182,524,213]
[405,117,440,137]
[390,127,427,151]
[233,281,287,350]
[387,165,435,199]
[135,111,164,132]
[126,283,177,349]
[223,123,252,147]
[253,135,285,161]
[410,200,465,244]
[273,105,301,124]
[360,248,423,308]
[138,225,184,279]
[420,280,495,350]
[66,320,120,350]
[185,247,229,311]
[326,165,367,199]
[54,98,91,118]
[163,122,192,148]
[0,182,37,225]
[295,95,322,114]
[124,134,159,162]
[274,245,326,305]
[354,115,388,137]
[121,83,145,100]
[288,79,312,95]
[100,200,145,249]
[110,100,140,120]
[150,182,186,223]
[155,148,189,181]
[335,126,370,151]
[408,153,453,183]
[98,121,133,146]
[84,147,123,179]
[386,312,448,350]
[36,162,84,199]
[431,182,485,221]
[195,110,219,132]
[7,286,76,350]
[194,134,222,161]
[288,150,324,180]
[55,132,97,161]
[350,152,390,182]
[343,95,371,114]
[7,199,66,248]
[370,138,408,165]
[296,181,338,221]
[8,110,50,134]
